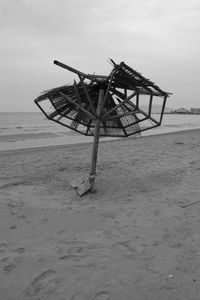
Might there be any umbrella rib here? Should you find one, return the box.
[73,80,83,104]
[54,60,107,83]
[59,92,96,121]
[114,92,157,124]
[119,99,134,112]
[148,94,153,116]
[110,88,126,100]
[78,75,96,115]
[100,68,118,111]
[102,91,137,119]
[104,96,137,119]
[103,92,160,126]
[116,96,139,113]
[54,60,91,80]
[125,98,160,125]
[158,95,168,125]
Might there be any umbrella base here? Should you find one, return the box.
[70,175,96,196]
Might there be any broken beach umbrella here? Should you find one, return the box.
[34,59,170,195]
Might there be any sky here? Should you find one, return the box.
[0,0,200,112]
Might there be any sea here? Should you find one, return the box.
[0,112,200,151]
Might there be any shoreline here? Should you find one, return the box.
[1,112,200,152]
[1,126,200,153]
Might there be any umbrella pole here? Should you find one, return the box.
[89,88,104,191]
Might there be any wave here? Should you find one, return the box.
[0,124,56,131]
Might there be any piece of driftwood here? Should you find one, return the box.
[34,59,171,195]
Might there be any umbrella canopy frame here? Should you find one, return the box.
[35,60,170,139]
[34,60,171,195]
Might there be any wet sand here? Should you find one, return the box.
[1,129,200,299]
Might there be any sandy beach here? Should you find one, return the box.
[1,129,200,299]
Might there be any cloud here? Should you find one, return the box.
[0,0,200,110]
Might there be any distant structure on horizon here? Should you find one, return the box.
[190,108,200,114]
[170,107,200,114]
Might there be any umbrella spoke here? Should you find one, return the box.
[102,91,138,119]
[77,75,96,116]
[59,91,96,121]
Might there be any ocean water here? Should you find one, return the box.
[0,112,200,151]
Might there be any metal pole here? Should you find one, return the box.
[89,88,104,190]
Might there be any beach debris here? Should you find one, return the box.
[10,225,17,230]
[181,199,200,208]
[34,59,170,195]
[71,176,95,195]
[175,141,184,145]
[14,247,26,253]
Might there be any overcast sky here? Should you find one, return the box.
[1,0,200,111]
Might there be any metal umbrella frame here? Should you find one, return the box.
[34,59,171,195]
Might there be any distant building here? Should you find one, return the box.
[190,108,200,114]
[171,107,189,114]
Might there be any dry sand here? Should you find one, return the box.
[1,129,200,299]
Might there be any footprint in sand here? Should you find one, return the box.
[113,240,135,257]
[0,243,25,272]
[1,255,23,273]
[71,291,112,300]
[14,247,26,253]
[138,246,155,261]
[56,240,89,261]
[3,263,16,272]
[0,242,8,254]
[59,245,86,261]
[93,291,112,300]
[23,269,59,297]
[10,225,17,230]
